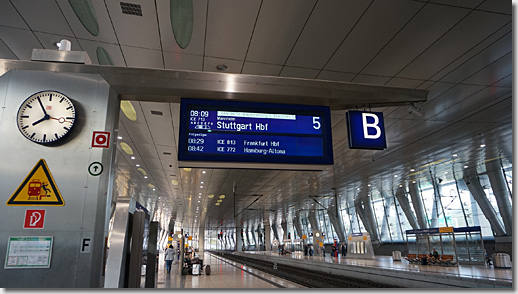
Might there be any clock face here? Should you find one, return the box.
[17,90,76,144]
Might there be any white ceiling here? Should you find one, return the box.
[0,0,513,234]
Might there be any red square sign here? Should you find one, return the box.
[24,209,46,229]
[92,131,111,148]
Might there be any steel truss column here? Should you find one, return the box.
[395,187,419,230]
[462,178,505,236]
[486,161,512,235]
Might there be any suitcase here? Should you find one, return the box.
[205,264,211,275]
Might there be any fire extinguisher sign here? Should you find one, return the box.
[24,209,46,229]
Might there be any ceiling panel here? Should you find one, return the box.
[241,62,282,76]
[0,2,28,29]
[351,74,390,85]
[105,0,161,49]
[11,0,74,36]
[324,0,425,73]
[163,51,203,71]
[477,0,512,14]
[56,0,118,44]
[429,0,484,8]
[77,40,126,66]
[397,10,510,80]
[121,46,164,69]
[285,0,370,69]
[279,66,319,79]
[431,22,511,83]
[157,0,207,55]
[460,52,512,85]
[0,39,17,60]
[316,71,355,82]
[203,57,243,73]
[245,0,316,64]
[362,4,470,77]
[205,0,260,60]
[0,26,42,60]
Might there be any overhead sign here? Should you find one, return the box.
[6,159,65,206]
[177,98,334,169]
[23,209,46,229]
[346,110,387,150]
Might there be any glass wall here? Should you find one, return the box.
[204,165,511,250]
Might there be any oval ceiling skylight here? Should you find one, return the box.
[120,142,133,155]
[170,0,193,49]
[68,0,99,36]
[120,101,137,121]
[96,46,114,65]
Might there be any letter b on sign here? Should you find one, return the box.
[346,111,387,150]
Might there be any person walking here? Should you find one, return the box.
[165,244,175,273]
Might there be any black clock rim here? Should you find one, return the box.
[16,90,77,145]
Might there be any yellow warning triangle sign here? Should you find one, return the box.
[6,159,65,206]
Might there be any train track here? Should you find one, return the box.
[210,251,402,288]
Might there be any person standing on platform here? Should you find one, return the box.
[322,245,326,257]
[165,244,175,273]
[341,243,347,257]
[304,244,308,256]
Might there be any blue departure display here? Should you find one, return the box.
[178,98,334,167]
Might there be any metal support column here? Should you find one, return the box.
[263,211,272,251]
[145,221,158,288]
[463,178,505,236]
[408,182,428,229]
[395,187,419,230]
[486,162,512,235]
[104,199,130,288]
[127,211,146,288]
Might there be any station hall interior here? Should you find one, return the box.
[0,0,514,289]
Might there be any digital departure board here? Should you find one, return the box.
[177,98,334,170]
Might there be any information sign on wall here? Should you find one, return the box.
[178,98,334,170]
[346,110,387,150]
[4,236,53,269]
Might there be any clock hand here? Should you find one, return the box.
[32,114,50,126]
[50,117,74,124]
[37,97,48,116]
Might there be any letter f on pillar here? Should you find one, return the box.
[362,113,381,139]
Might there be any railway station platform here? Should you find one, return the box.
[154,250,512,289]
[238,250,512,288]
[154,251,304,289]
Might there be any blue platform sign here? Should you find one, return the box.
[346,110,387,150]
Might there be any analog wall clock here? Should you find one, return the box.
[17,90,76,144]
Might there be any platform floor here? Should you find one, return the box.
[152,250,512,289]
[153,251,304,289]
[243,250,512,283]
